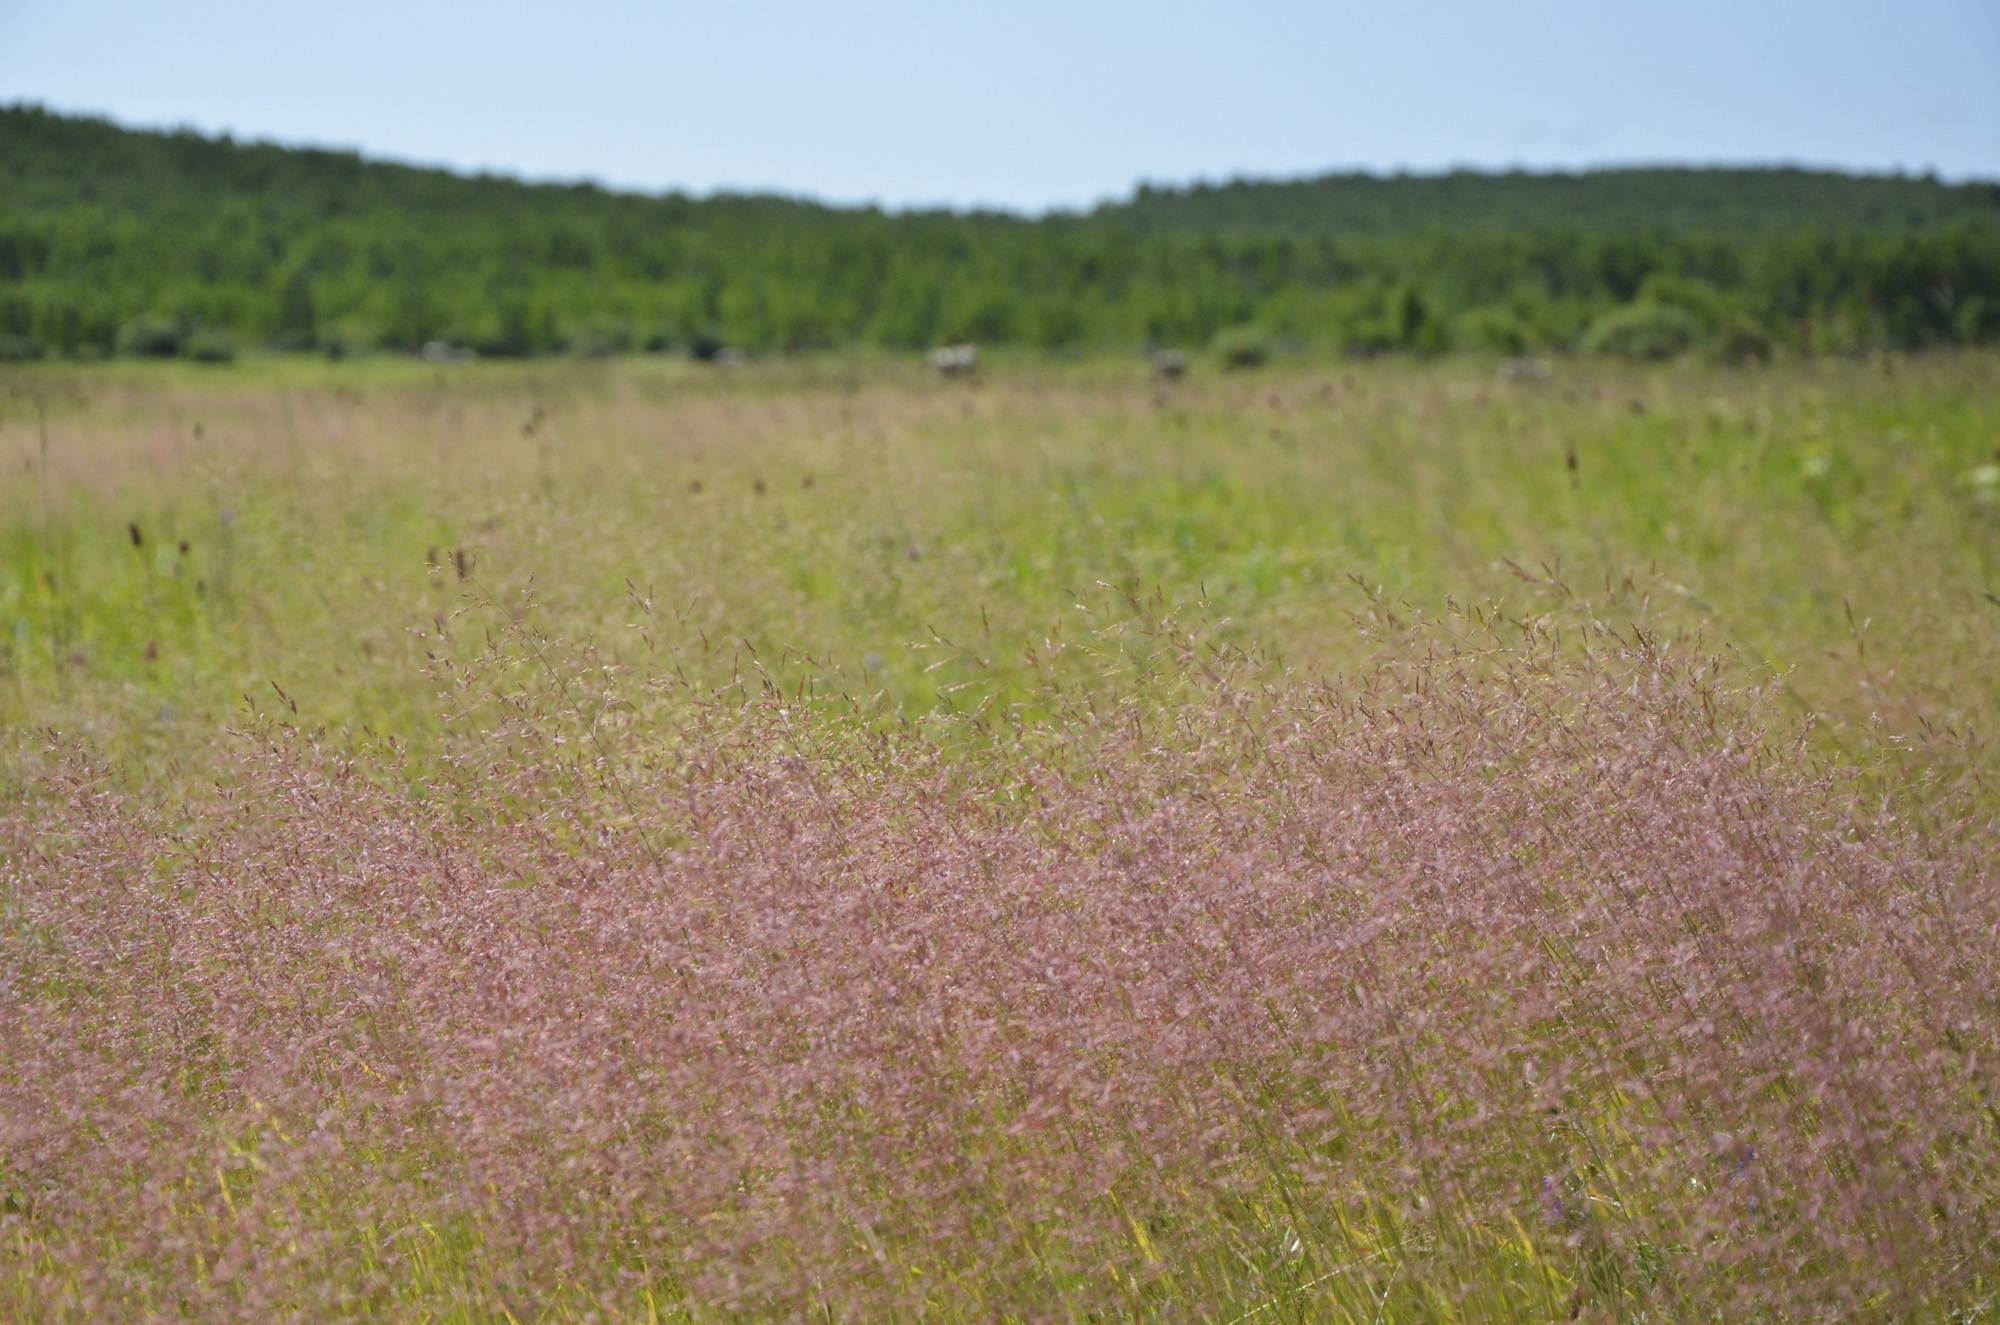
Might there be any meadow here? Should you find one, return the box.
[3,349,2000,1321]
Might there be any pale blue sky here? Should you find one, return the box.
[3,0,1996,211]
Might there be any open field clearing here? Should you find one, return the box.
[3,353,2000,1320]
[7,351,2000,766]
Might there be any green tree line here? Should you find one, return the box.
[1104,167,2000,237]
[3,104,1998,362]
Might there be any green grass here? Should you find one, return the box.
[6,350,1999,787]
[5,350,2000,1321]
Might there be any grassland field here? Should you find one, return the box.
[6,350,2000,772]
[3,349,2000,1322]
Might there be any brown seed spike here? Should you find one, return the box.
[128,522,143,548]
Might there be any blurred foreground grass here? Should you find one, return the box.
[4,350,1998,787]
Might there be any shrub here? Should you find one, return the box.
[1957,295,2000,345]
[1453,304,1535,354]
[268,270,318,350]
[1581,300,1702,359]
[562,315,632,358]
[319,326,374,361]
[1031,301,1086,350]
[1712,315,1775,364]
[182,327,237,363]
[116,313,185,358]
[1635,271,1729,327]
[1211,323,1271,368]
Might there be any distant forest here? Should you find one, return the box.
[3,104,1998,362]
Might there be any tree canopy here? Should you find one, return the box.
[4,104,1997,361]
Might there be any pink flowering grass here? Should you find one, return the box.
[3,594,1997,1322]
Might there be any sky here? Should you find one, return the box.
[2,0,1997,213]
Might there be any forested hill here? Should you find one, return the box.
[3,104,1997,362]
[11,106,1996,238]
[0,104,851,228]
[1098,168,2000,238]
